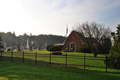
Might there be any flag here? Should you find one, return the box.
[66,26,68,34]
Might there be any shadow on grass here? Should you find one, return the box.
[0,56,120,80]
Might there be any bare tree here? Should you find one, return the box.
[74,22,111,57]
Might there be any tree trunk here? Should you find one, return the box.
[90,47,98,57]
[94,53,97,57]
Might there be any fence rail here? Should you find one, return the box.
[0,51,118,72]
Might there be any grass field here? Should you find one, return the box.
[0,50,120,80]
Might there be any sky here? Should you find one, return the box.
[0,0,120,36]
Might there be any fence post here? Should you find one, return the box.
[1,51,2,60]
[66,53,67,67]
[35,52,37,64]
[50,52,51,65]
[11,51,13,62]
[106,55,107,72]
[84,54,85,69]
[22,51,24,63]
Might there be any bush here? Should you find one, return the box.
[51,51,62,55]
[46,44,53,51]
[79,46,91,53]
[62,50,67,52]
[104,45,120,69]
[62,50,68,52]
[48,46,61,51]
[7,48,11,51]
[104,52,120,69]
[74,50,80,52]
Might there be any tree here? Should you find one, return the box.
[74,22,111,57]
[104,24,120,69]
[110,24,120,53]
[99,38,111,54]
[13,31,16,36]
[0,31,65,47]
[0,36,3,50]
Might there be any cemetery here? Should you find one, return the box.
[0,0,120,79]
[0,23,120,80]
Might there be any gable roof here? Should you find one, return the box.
[73,30,84,39]
[63,30,84,44]
[61,38,67,44]
[60,30,97,46]
[73,31,97,43]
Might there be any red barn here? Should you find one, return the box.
[57,30,87,51]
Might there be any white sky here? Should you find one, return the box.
[0,0,120,36]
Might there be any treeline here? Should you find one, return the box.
[0,32,65,47]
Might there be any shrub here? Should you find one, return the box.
[62,50,68,52]
[104,44,120,69]
[48,46,61,51]
[79,46,91,53]
[74,50,80,52]
[62,50,66,52]
[104,52,120,69]
[46,44,53,51]
[7,48,11,51]
[51,51,62,55]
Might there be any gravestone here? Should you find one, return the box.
[30,45,32,51]
[26,38,29,49]
[17,42,21,51]
[39,46,40,50]
[20,45,23,50]
[45,43,47,49]
[4,42,6,49]
[23,43,26,49]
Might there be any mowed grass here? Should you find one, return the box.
[1,50,109,70]
[0,50,120,80]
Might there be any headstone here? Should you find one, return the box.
[39,46,40,50]
[26,38,29,49]
[23,43,26,49]
[45,43,47,49]
[41,45,44,50]
[30,45,32,51]
[4,42,6,49]
[11,44,13,50]
[37,44,39,50]
[18,42,21,51]
[20,45,23,50]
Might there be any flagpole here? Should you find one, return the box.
[66,25,68,37]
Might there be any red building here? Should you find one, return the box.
[57,30,87,51]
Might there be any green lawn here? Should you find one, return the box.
[0,50,120,80]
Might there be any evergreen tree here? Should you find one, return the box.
[110,24,120,55]
[105,24,120,69]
